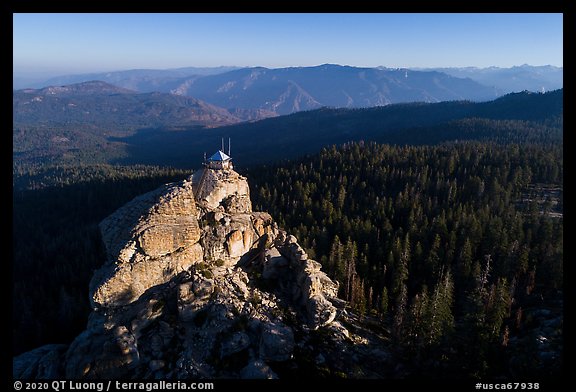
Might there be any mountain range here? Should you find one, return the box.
[14,64,562,117]
[13,79,562,168]
[165,64,501,115]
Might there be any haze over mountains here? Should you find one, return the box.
[12,66,242,92]
[423,64,563,94]
[14,64,562,117]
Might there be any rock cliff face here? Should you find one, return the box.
[15,167,370,379]
[92,180,202,308]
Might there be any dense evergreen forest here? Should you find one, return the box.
[248,141,562,378]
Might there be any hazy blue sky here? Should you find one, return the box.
[13,13,563,77]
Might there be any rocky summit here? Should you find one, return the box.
[14,166,392,379]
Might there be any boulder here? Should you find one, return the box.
[220,332,251,358]
[307,295,338,328]
[192,168,251,213]
[259,323,294,362]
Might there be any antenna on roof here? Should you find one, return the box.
[228,138,231,156]
[221,137,224,152]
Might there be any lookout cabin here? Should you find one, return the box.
[206,150,233,170]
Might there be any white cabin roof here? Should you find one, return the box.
[209,150,231,161]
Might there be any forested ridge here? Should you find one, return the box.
[248,141,562,377]
[14,90,562,168]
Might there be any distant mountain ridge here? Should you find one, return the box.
[172,64,498,115]
[19,80,137,95]
[14,66,242,91]
[15,64,561,117]
[13,81,243,129]
[418,64,563,94]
